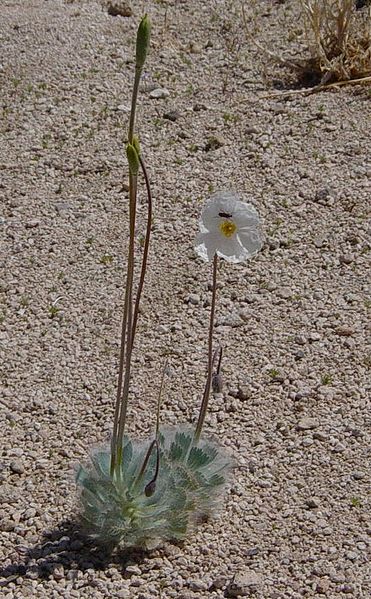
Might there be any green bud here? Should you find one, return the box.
[136,14,151,69]
[126,143,139,175]
[132,135,141,156]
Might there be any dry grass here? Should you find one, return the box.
[300,0,371,83]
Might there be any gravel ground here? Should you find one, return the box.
[1,1,370,597]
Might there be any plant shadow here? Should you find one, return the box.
[269,64,324,92]
[0,518,149,586]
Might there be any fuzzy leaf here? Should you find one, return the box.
[76,430,232,550]
[169,442,183,462]
[187,446,217,469]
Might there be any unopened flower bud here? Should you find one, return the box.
[132,135,141,156]
[126,143,139,175]
[212,373,223,394]
[136,14,151,70]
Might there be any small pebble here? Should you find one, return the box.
[297,418,319,431]
[309,332,321,341]
[25,219,40,229]
[305,497,320,509]
[225,571,262,597]
[106,1,133,18]
[210,576,226,590]
[149,88,170,99]
[335,325,354,337]
[237,385,250,401]
[186,293,200,305]
[352,471,364,480]
[126,564,141,575]
[10,460,25,474]
[188,41,202,54]
[339,254,354,265]
[204,135,225,151]
[163,110,180,122]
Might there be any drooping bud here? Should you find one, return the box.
[126,143,139,175]
[136,14,151,70]
[144,480,156,497]
[212,373,223,394]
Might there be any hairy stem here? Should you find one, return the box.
[115,173,137,474]
[110,269,131,475]
[110,60,144,476]
[128,68,142,144]
[133,439,159,493]
[194,253,218,441]
[131,155,153,351]
[110,174,138,475]
[111,156,153,476]
[156,359,168,438]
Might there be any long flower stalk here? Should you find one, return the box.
[114,172,137,474]
[194,254,218,441]
[110,15,151,476]
[131,155,153,351]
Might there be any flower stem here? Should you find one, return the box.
[194,253,218,442]
[128,68,142,144]
[110,173,138,476]
[110,16,151,477]
[112,158,152,474]
[131,155,152,352]
[114,173,137,474]
[155,359,168,438]
[132,439,159,494]
[111,157,152,475]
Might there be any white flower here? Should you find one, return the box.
[194,191,263,263]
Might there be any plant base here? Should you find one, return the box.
[76,427,232,550]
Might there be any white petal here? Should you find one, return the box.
[233,202,261,228]
[200,191,261,234]
[195,190,263,263]
[215,234,249,263]
[194,231,217,262]
[237,228,264,256]
[201,191,240,231]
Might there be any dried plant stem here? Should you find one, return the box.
[194,254,218,442]
[259,74,371,99]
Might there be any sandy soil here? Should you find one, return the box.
[0,0,370,597]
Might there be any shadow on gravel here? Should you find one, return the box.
[0,519,149,586]
[270,69,323,91]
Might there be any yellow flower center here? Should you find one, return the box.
[219,219,236,238]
